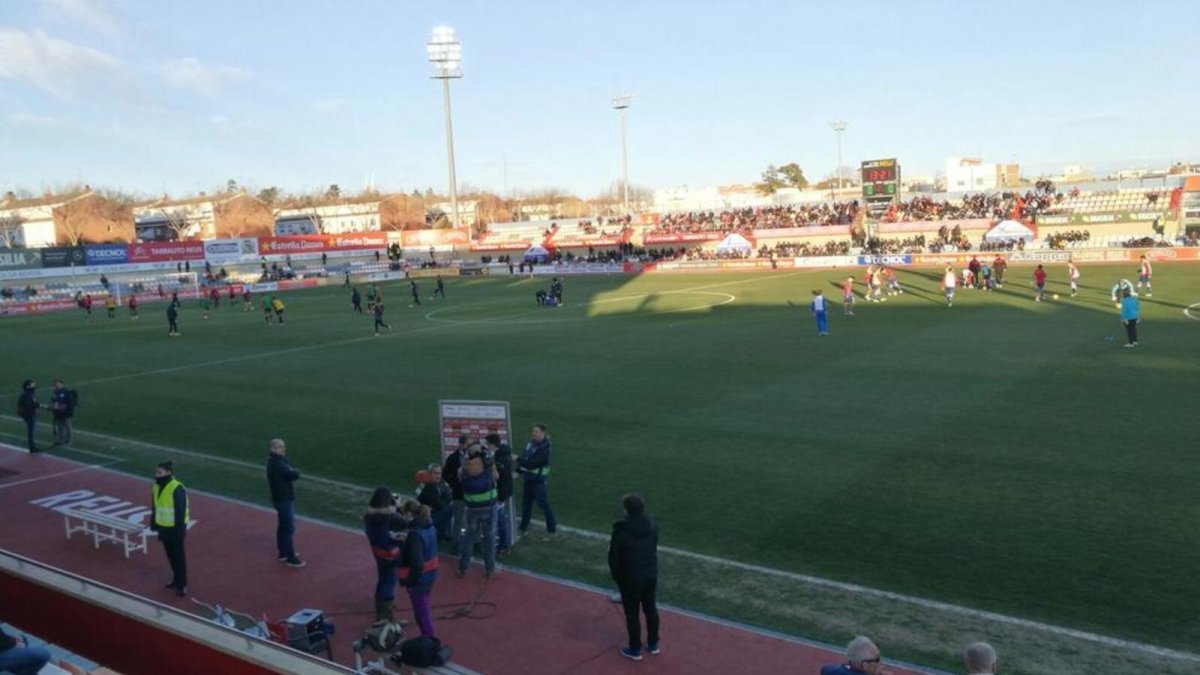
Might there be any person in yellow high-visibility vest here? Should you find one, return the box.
[151,460,190,597]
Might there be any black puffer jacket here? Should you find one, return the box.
[608,513,658,586]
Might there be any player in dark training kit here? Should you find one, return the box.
[373,302,391,336]
[409,280,421,307]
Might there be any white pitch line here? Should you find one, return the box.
[1184,302,1200,321]
[546,522,1200,663]
[0,416,376,496]
[0,452,124,490]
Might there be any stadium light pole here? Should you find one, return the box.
[612,94,635,215]
[428,26,463,232]
[831,120,848,196]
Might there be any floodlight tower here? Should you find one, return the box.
[612,94,635,215]
[428,26,463,230]
[831,120,848,195]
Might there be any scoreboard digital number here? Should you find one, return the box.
[861,158,900,215]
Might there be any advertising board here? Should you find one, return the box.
[84,244,129,266]
[127,241,205,263]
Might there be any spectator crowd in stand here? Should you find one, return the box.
[1046,230,1091,249]
[648,202,860,236]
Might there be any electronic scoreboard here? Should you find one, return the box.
[861,158,900,218]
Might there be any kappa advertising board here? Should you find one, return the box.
[128,241,205,263]
[202,238,259,263]
[41,246,86,268]
[1006,250,1071,263]
[84,244,129,266]
[0,249,41,270]
[857,254,913,266]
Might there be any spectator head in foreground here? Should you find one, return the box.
[964,642,997,674]
[623,493,645,516]
[821,635,883,674]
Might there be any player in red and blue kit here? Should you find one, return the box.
[1033,265,1047,302]
[1137,255,1153,297]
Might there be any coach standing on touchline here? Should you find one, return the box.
[267,438,305,567]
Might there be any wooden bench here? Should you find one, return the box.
[62,507,148,559]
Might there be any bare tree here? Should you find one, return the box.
[0,214,22,248]
[165,209,191,240]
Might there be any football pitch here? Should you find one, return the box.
[2,264,1198,666]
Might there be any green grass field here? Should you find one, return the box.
[2,264,1198,668]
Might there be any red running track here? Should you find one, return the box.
[0,447,928,674]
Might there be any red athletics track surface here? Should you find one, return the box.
[0,447,929,674]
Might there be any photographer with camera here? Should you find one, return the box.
[456,442,499,579]
[363,487,407,622]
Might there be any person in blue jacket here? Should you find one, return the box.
[1119,287,1141,347]
[517,424,557,538]
[397,500,439,639]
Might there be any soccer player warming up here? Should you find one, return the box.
[1033,264,1047,302]
[842,277,855,316]
[810,289,829,336]
[1137,255,1152,297]
[941,266,957,307]
[1068,260,1080,297]
[373,302,391,336]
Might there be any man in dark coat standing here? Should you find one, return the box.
[16,380,41,452]
[608,493,659,661]
[267,438,304,567]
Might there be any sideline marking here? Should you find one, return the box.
[1184,302,1200,321]
[2,428,1196,664]
[0,459,124,490]
[0,417,387,497]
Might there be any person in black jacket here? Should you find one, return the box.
[266,438,304,567]
[442,434,469,549]
[416,464,454,543]
[485,433,515,554]
[608,493,659,661]
[166,301,180,336]
[16,380,41,453]
[49,379,75,447]
[150,461,189,596]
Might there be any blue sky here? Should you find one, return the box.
[1,0,1196,199]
